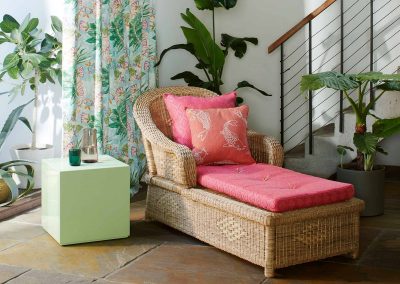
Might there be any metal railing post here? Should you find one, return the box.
[280,44,285,146]
[308,21,313,155]
[339,0,344,133]
[370,0,375,108]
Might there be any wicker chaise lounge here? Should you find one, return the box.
[133,86,364,277]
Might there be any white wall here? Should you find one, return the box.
[154,0,325,138]
[0,0,63,162]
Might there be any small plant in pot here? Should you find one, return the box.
[0,14,62,188]
[301,71,400,216]
[0,101,35,206]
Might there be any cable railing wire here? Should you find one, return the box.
[283,0,364,61]
[283,4,373,86]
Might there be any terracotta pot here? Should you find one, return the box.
[337,166,385,217]
[0,179,10,203]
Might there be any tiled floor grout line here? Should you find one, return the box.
[357,229,386,264]
[2,268,31,284]
[99,242,165,280]
[0,243,21,253]
[7,220,42,226]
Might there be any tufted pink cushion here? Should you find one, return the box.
[163,92,237,148]
[197,164,354,212]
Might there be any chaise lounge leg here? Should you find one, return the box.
[264,266,275,278]
[349,248,359,259]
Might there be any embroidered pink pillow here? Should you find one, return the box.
[163,92,236,148]
[186,105,256,165]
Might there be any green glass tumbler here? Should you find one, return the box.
[69,148,81,166]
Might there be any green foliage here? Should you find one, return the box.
[0,14,63,91]
[194,0,238,10]
[372,117,400,138]
[0,160,35,207]
[220,34,258,58]
[0,101,35,207]
[0,14,62,149]
[337,145,354,169]
[0,100,33,150]
[156,2,270,99]
[301,71,400,171]
[300,71,359,92]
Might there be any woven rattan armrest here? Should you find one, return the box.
[134,104,197,188]
[247,130,284,166]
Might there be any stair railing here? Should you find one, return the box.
[268,0,399,155]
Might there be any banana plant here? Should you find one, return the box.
[156,1,270,103]
[0,100,35,207]
[301,71,400,171]
[0,14,62,150]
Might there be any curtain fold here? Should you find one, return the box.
[62,0,157,194]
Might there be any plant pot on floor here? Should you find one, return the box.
[337,166,385,217]
[10,144,54,189]
[0,179,10,203]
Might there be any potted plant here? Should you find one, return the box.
[0,14,62,188]
[301,71,400,216]
[0,100,35,206]
[156,0,271,103]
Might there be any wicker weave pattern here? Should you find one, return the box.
[134,87,363,277]
[133,86,284,187]
[146,182,363,275]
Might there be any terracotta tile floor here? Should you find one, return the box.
[0,181,399,284]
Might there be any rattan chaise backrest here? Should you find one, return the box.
[141,86,217,138]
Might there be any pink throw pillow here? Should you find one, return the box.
[163,92,236,148]
[186,105,256,165]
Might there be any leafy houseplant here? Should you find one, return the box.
[0,14,62,188]
[0,100,35,207]
[156,0,270,103]
[0,14,62,149]
[301,71,400,216]
[301,71,400,171]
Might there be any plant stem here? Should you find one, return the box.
[31,71,39,150]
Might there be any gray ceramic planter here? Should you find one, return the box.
[337,166,385,217]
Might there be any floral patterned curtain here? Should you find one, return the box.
[62,0,157,194]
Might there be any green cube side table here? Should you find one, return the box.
[41,155,130,245]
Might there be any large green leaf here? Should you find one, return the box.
[181,9,225,77]
[235,81,271,96]
[22,53,46,66]
[155,43,197,67]
[2,53,19,71]
[372,117,400,138]
[7,65,19,79]
[218,0,237,8]
[0,15,20,33]
[18,117,32,131]
[194,0,215,9]
[301,71,359,93]
[220,34,258,58]
[171,71,211,89]
[353,133,379,155]
[0,99,34,150]
[51,16,62,32]
[376,81,400,91]
[24,18,39,33]
[194,0,237,10]
[353,72,400,82]
[337,145,354,156]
